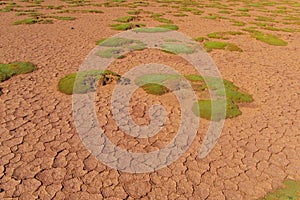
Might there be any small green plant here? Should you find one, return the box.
[115,15,135,23]
[49,16,76,20]
[244,30,288,46]
[14,18,53,25]
[127,9,140,15]
[0,62,36,82]
[160,43,195,54]
[158,24,178,30]
[135,73,253,120]
[58,70,120,95]
[111,23,145,30]
[260,180,300,200]
[134,27,171,33]
[194,37,208,42]
[204,41,242,52]
[153,17,173,23]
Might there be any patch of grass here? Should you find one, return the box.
[0,62,36,82]
[238,8,249,12]
[58,70,120,95]
[260,180,300,200]
[158,24,178,30]
[160,43,195,54]
[13,18,53,25]
[153,17,173,23]
[133,26,174,32]
[96,48,124,58]
[232,21,246,26]
[115,15,135,23]
[204,41,242,52]
[203,14,218,20]
[127,9,140,15]
[192,99,241,120]
[98,37,134,47]
[111,23,145,30]
[247,30,288,46]
[219,10,232,14]
[136,73,253,120]
[207,32,229,40]
[49,16,76,20]
[194,37,208,42]
[255,16,276,22]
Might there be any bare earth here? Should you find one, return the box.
[0,0,300,199]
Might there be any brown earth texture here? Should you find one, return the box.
[0,0,300,199]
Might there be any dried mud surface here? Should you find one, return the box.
[0,0,300,199]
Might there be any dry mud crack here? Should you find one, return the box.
[1,0,300,199]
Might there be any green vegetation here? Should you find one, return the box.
[96,37,146,57]
[127,9,141,15]
[244,29,288,46]
[204,41,242,52]
[96,48,123,58]
[153,17,173,24]
[260,180,300,200]
[160,43,195,54]
[111,23,145,30]
[115,15,135,23]
[135,73,253,120]
[134,27,171,33]
[48,16,76,20]
[58,70,120,95]
[194,37,208,42]
[0,62,36,82]
[158,24,178,30]
[14,18,53,25]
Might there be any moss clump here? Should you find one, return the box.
[157,24,178,30]
[251,31,288,46]
[96,48,124,58]
[204,41,242,52]
[0,62,36,82]
[194,37,208,42]
[192,99,241,121]
[204,41,227,51]
[98,37,134,47]
[14,18,51,25]
[153,17,173,23]
[115,16,135,23]
[135,73,253,121]
[141,83,170,95]
[127,10,141,15]
[133,27,173,33]
[58,70,120,95]
[97,37,146,53]
[160,43,195,54]
[48,16,76,20]
[111,23,145,30]
[260,180,300,200]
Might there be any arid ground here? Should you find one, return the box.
[0,0,300,199]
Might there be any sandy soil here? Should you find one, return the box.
[0,0,300,199]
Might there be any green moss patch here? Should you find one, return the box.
[160,43,195,54]
[14,18,53,25]
[135,73,253,120]
[115,15,135,23]
[158,24,178,30]
[133,26,174,33]
[98,37,135,47]
[192,99,241,121]
[244,30,288,46]
[204,41,242,52]
[260,180,300,200]
[0,62,36,82]
[111,23,145,30]
[58,70,120,95]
